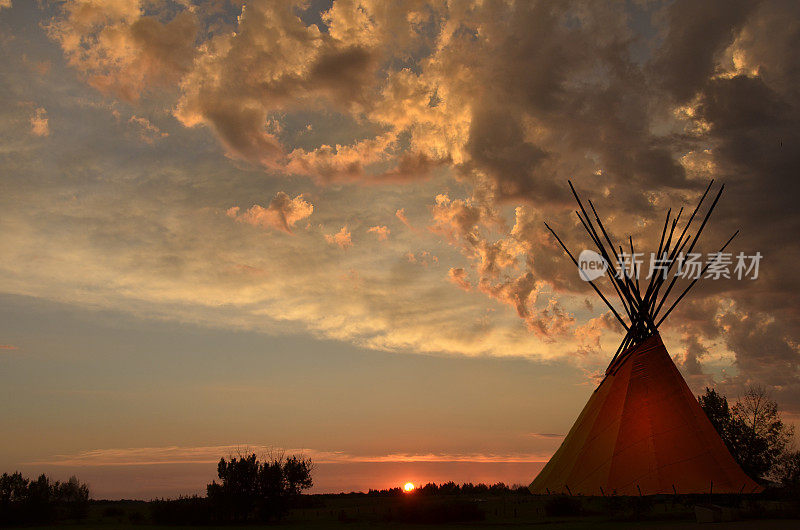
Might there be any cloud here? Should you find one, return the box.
[172,1,384,173]
[678,333,710,376]
[406,251,438,267]
[325,226,352,249]
[29,107,48,137]
[574,312,621,356]
[227,192,313,234]
[27,445,552,466]
[652,0,757,103]
[286,134,395,182]
[431,194,575,339]
[47,1,198,102]
[128,115,167,144]
[367,225,390,241]
[448,267,470,291]
[430,194,484,243]
[719,307,800,390]
[22,0,800,410]
[395,208,413,230]
[47,1,453,181]
[478,273,537,324]
[528,433,565,440]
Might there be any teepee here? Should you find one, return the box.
[530,181,761,496]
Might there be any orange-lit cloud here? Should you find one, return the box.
[30,107,49,137]
[47,1,197,102]
[128,115,167,144]
[367,225,390,241]
[27,445,553,467]
[227,192,313,234]
[395,208,413,230]
[448,267,470,291]
[528,433,565,440]
[325,226,352,249]
[287,134,395,182]
[406,251,438,266]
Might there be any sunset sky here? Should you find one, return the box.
[1,0,799,499]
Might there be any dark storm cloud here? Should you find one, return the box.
[652,0,758,102]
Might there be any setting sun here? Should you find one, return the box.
[403,482,415,492]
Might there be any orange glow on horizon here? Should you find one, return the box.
[403,482,415,492]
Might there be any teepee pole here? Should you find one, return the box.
[648,181,714,313]
[641,207,671,300]
[570,183,640,314]
[653,184,725,320]
[647,228,691,316]
[643,210,684,315]
[574,211,634,321]
[655,230,739,327]
[618,244,649,322]
[584,198,645,318]
[544,222,630,331]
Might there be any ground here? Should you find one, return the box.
[19,492,800,528]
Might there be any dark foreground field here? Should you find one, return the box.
[22,492,800,529]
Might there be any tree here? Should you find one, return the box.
[698,385,795,482]
[283,456,313,496]
[773,450,800,487]
[438,481,459,494]
[698,388,738,456]
[0,472,89,525]
[207,453,313,522]
[0,472,28,505]
[55,476,90,519]
[732,386,794,481]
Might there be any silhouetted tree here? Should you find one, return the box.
[489,482,510,494]
[419,482,438,495]
[733,386,794,481]
[699,385,795,482]
[206,453,313,522]
[283,456,314,496]
[438,481,459,494]
[0,472,89,525]
[0,472,28,505]
[774,450,800,487]
[699,388,740,456]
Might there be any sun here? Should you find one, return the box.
[403,482,415,492]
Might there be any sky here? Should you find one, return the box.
[1,0,799,499]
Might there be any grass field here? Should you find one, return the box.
[21,521,800,530]
[18,492,800,529]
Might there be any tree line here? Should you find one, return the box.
[0,472,90,525]
[366,482,529,496]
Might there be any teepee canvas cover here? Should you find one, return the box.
[530,334,760,495]
[531,181,761,495]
